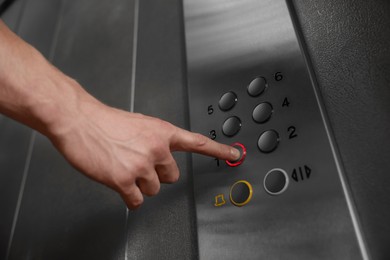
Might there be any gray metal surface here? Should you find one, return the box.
[291,1,390,259]
[126,0,198,259]
[184,0,365,259]
[0,121,31,260]
[1,0,387,259]
[7,0,134,258]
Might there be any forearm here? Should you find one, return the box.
[0,20,96,138]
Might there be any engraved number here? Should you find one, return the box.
[288,126,298,139]
[274,72,283,81]
[209,130,217,140]
[282,97,290,107]
[208,105,214,115]
[215,158,220,167]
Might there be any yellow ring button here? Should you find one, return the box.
[229,180,253,207]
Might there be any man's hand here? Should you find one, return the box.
[0,19,239,209]
[49,101,240,209]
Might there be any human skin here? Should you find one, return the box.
[0,20,240,209]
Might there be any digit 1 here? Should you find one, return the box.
[215,158,220,167]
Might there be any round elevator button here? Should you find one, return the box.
[219,91,237,111]
[222,116,241,137]
[263,169,289,195]
[257,130,279,153]
[252,102,273,123]
[247,77,267,97]
[226,142,247,167]
[229,180,253,207]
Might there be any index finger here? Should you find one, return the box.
[170,128,240,161]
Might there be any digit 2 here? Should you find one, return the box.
[288,126,297,139]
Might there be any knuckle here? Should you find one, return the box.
[151,182,161,196]
[113,173,135,192]
[193,133,208,147]
[149,140,166,158]
[169,173,180,183]
[120,187,144,209]
[132,158,149,173]
[160,170,180,184]
[140,170,156,183]
[129,197,143,209]
[157,119,174,130]
[143,181,160,196]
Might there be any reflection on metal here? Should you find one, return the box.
[184,0,365,259]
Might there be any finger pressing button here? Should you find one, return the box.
[226,142,246,167]
[222,116,242,137]
[229,180,253,207]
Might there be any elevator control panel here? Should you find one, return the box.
[184,0,365,259]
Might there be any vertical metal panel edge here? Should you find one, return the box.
[286,1,370,259]
[180,0,200,258]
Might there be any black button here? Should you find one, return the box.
[219,91,237,111]
[257,130,279,153]
[264,169,289,195]
[226,142,246,167]
[222,116,241,137]
[229,180,253,207]
[247,77,267,97]
[252,102,273,123]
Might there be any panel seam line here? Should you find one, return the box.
[125,0,139,259]
[5,1,65,258]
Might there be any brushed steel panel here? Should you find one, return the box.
[1,0,25,31]
[8,0,134,259]
[52,0,135,109]
[184,0,365,259]
[17,0,63,58]
[0,120,32,260]
[126,0,198,259]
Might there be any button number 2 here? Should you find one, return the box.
[288,126,298,139]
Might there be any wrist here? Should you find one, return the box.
[36,78,100,140]
[25,60,100,139]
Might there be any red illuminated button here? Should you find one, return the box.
[226,142,246,167]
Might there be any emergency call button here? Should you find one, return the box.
[229,180,253,207]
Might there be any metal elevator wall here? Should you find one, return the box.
[0,0,197,259]
[1,0,389,259]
